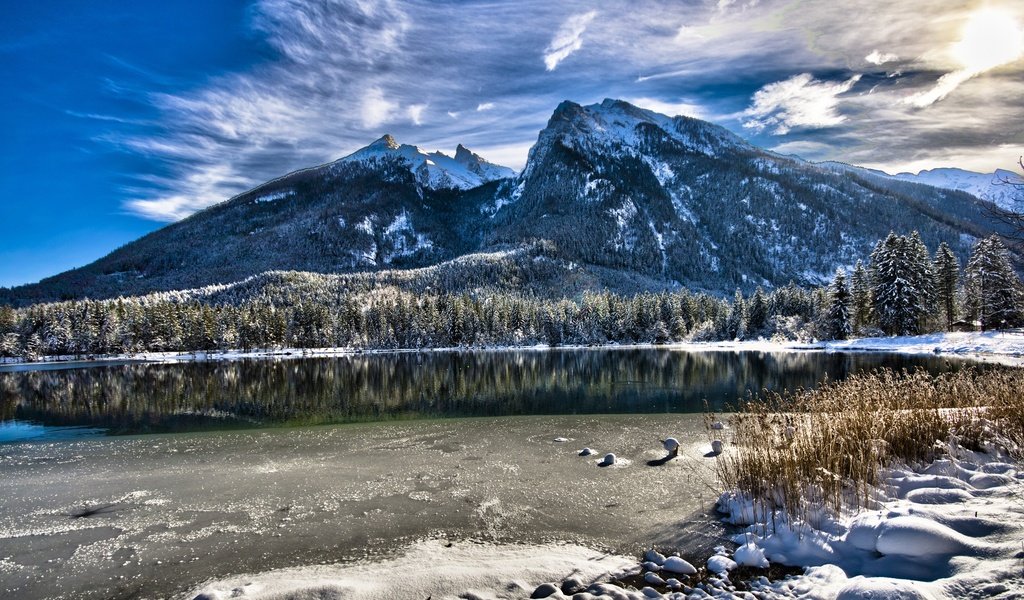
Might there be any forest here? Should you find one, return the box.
[0,232,1019,360]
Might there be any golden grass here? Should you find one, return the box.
[712,367,1024,517]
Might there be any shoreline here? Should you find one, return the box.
[3,331,1024,371]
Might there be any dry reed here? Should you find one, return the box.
[712,367,1024,519]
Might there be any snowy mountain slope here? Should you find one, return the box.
[0,99,1011,305]
[820,161,1024,211]
[894,167,1024,211]
[485,99,1002,292]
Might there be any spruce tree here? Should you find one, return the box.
[964,235,1022,331]
[824,268,852,340]
[746,287,768,338]
[933,242,960,331]
[870,232,932,336]
[850,260,872,333]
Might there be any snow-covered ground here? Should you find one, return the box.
[185,539,637,600]
[4,331,1024,370]
[707,439,1024,600]
[822,331,1024,364]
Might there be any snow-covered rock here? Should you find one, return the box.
[339,134,513,190]
[661,556,697,574]
[706,554,738,575]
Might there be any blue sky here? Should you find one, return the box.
[2,0,1023,288]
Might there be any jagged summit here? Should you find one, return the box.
[340,136,513,190]
[521,98,744,182]
[367,134,400,150]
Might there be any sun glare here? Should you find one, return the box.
[951,8,1024,72]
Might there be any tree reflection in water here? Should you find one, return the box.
[0,349,970,436]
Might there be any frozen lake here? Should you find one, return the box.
[0,349,980,598]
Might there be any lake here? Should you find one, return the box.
[0,349,982,599]
[0,348,977,441]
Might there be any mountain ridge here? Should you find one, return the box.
[0,99,1013,306]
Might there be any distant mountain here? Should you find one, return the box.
[893,168,1024,212]
[0,99,1012,306]
[820,162,1024,212]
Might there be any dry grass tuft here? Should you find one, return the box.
[712,367,1024,517]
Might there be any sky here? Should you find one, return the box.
[1,0,1023,288]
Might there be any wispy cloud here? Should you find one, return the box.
[625,97,706,120]
[95,0,1024,222]
[743,73,861,135]
[543,10,597,71]
[906,9,1023,108]
[865,49,898,65]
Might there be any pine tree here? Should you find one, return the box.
[870,232,933,336]
[850,260,872,333]
[964,235,1022,331]
[746,287,768,338]
[824,269,852,340]
[725,289,746,340]
[933,242,960,332]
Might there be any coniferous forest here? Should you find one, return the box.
[1,232,1019,361]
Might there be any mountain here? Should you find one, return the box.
[483,99,1003,291]
[0,99,1011,306]
[820,162,1024,212]
[1,138,512,304]
[893,168,1024,212]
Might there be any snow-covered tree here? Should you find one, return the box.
[964,235,1022,331]
[850,260,872,333]
[824,269,852,340]
[746,287,768,338]
[933,241,960,331]
[870,232,934,336]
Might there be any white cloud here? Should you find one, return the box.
[865,49,898,65]
[360,87,398,128]
[476,102,495,111]
[906,9,1023,108]
[446,110,460,119]
[407,103,426,125]
[543,10,597,71]
[743,73,861,135]
[625,97,705,119]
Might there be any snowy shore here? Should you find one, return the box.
[182,433,1024,600]
[4,330,1024,370]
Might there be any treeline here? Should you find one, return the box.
[0,284,824,360]
[820,232,1022,339]
[0,232,1020,360]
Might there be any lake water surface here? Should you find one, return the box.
[0,348,976,441]
[0,349,983,599]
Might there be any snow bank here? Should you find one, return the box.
[183,539,635,600]
[6,331,1024,370]
[823,330,1024,365]
[712,441,1024,599]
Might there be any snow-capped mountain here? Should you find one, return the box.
[1,99,1009,304]
[819,162,1024,212]
[340,134,514,190]
[486,99,998,291]
[892,168,1024,212]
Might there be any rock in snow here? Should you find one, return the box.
[661,556,697,575]
[707,554,738,574]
